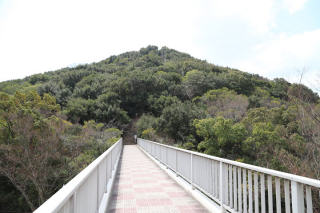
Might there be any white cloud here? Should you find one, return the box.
[234,29,320,86]
[205,0,276,34]
[283,0,308,14]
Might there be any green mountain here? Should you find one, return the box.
[1,45,320,211]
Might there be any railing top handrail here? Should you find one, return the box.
[138,138,320,188]
[34,138,122,213]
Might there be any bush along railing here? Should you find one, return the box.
[138,138,320,213]
[34,138,123,213]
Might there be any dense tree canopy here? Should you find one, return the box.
[0,92,121,212]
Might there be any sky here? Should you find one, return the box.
[0,0,319,91]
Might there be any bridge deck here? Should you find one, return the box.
[108,145,209,213]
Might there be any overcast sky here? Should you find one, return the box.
[0,0,319,90]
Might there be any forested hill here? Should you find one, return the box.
[1,45,320,211]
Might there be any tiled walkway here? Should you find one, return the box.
[108,145,209,213]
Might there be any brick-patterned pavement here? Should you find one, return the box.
[108,145,209,213]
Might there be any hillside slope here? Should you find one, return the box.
[1,45,319,177]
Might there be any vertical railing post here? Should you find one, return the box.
[166,147,169,169]
[109,151,112,178]
[191,154,194,190]
[105,157,108,193]
[73,192,77,213]
[220,162,226,213]
[111,149,113,171]
[176,150,179,176]
[96,167,99,212]
[291,181,304,213]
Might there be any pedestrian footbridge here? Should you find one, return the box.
[34,138,320,213]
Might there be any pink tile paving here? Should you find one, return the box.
[108,145,210,213]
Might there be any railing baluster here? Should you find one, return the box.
[238,167,242,212]
[225,164,229,205]
[261,174,266,213]
[35,139,123,213]
[207,159,211,193]
[234,166,238,211]
[201,157,204,190]
[291,181,305,213]
[175,149,178,174]
[220,162,225,211]
[110,150,113,171]
[166,146,168,167]
[136,139,320,213]
[243,169,247,213]
[284,180,291,213]
[210,160,213,195]
[306,186,312,213]
[215,161,219,198]
[268,175,273,213]
[254,173,258,213]
[275,177,281,213]
[211,160,215,197]
[229,165,233,209]
[191,154,194,190]
[248,170,253,213]
[96,167,99,212]
[73,192,77,213]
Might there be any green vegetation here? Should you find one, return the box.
[1,45,320,212]
[0,92,121,212]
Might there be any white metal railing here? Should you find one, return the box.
[34,138,123,213]
[138,138,320,213]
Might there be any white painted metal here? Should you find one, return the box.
[261,174,266,213]
[229,165,233,209]
[291,181,300,213]
[34,138,123,213]
[137,138,320,213]
[306,186,313,213]
[248,170,252,213]
[220,162,225,211]
[243,169,247,213]
[175,149,178,175]
[215,161,219,198]
[233,166,238,211]
[191,154,194,189]
[254,173,258,213]
[238,168,242,213]
[275,177,281,213]
[267,175,273,213]
[177,151,191,180]
[209,159,213,195]
[225,163,229,205]
[284,180,291,213]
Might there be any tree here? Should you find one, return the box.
[220,71,254,96]
[158,101,205,141]
[248,87,282,109]
[183,70,208,99]
[200,88,249,121]
[0,92,65,211]
[194,117,247,158]
[288,83,319,103]
[64,98,96,123]
[270,78,290,99]
[94,92,130,125]
[147,95,180,116]
[0,91,122,211]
